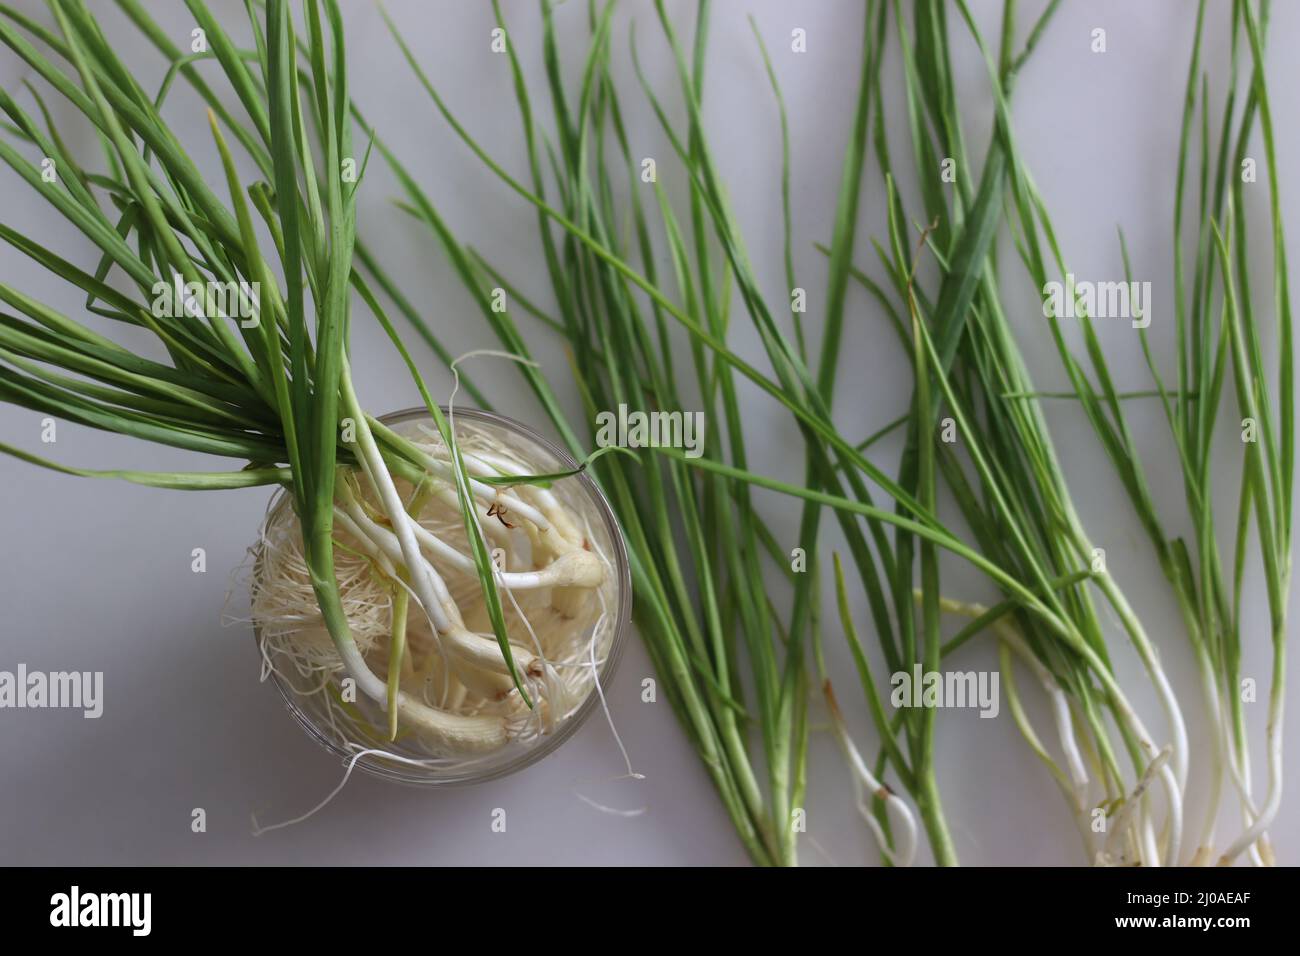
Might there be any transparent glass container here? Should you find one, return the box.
[253,406,631,785]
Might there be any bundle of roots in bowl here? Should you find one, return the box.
[250,415,618,766]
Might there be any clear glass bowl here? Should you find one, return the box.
[253,406,631,785]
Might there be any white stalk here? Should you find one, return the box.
[406,428,552,531]
[336,483,539,680]
[932,591,1106,856]
[381,678,505,749]
[1219,676,1285,865]
[998,638,1094,859]
[823,681,918,867]
[341,370,456,636]
[1093,572,1189,794]
[462,448,584,547]
[1071,573,1183,865]
[337,369,529,712]
[925,588,1181,863]
[335,496,452,632]
[429,484,512,547]
[1100,746,1170,866]
[1191,644,1226,863]
[317,532,507,751]
[1002,631,1089,795]
[1066,645,1182,866]
[933,595,1091,795]
[932,594,1097,857]
[405,517,603,589]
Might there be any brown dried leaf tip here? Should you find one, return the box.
[486,501,515,529]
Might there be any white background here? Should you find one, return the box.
[0,0,1296,866]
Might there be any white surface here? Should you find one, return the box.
[0,0,1296,865]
